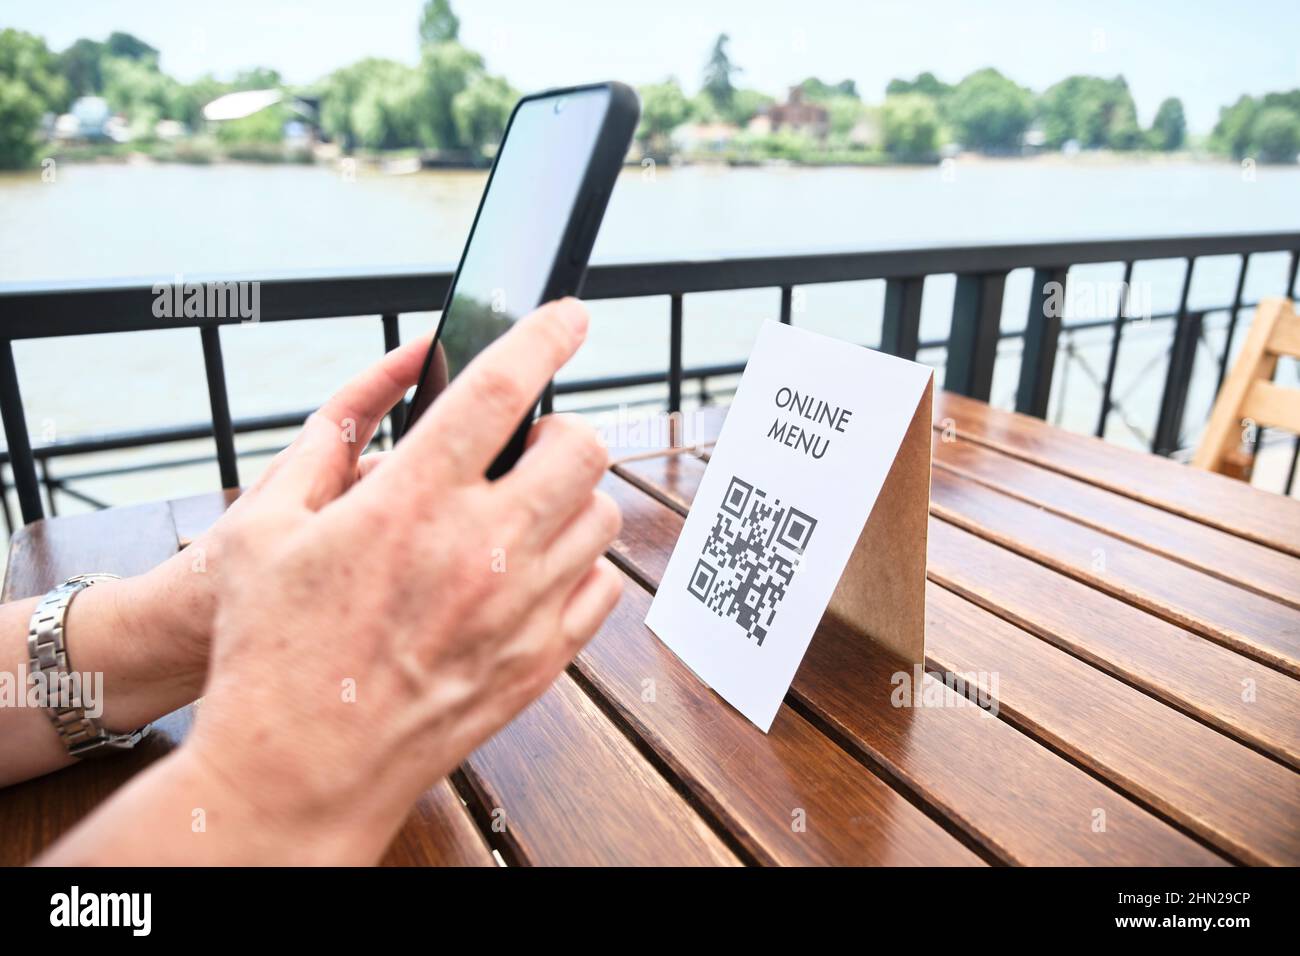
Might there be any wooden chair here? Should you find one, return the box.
[1194,297,1300,480]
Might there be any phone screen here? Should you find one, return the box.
[407,86,612,423]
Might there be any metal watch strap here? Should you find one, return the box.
[27,573,150,758]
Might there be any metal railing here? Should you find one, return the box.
[2,231,1298,531]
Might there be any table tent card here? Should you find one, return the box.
[645,320,934,731]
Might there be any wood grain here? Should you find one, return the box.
[575,561,983,865]
[932,390,1300,558]
[685,424,1300,769]
[926,582,1300,865]
[3,502,181,601]
[603,468,1226,865]
[0,706,193,865]
[379,780,496,867]
[932,433,1300,610]
[927,518,1300,771]
[460,672,740,866]
[929,467,1300,677]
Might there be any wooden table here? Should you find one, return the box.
[3,392,1298,866]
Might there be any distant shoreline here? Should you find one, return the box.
[15,145,1260,176]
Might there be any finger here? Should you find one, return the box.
[391,298,588,485]
[269,335,430,508]
[559,557,623,648]
[499,414,609,543]
[542,490,622,583]
[356,450,391,480]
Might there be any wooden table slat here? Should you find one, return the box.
[379,780,497,867]
[460,672,740,866]
[926,582,1300,865]
[605,466,1226,865]
[683,430,1300,769]
[933,390,1300,558]
[927,518,1300,770]
[932,432,1300,610]
[3,502,181,602]
[574,563,983,866]
[930,467,1300,677]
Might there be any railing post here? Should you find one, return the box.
[1015,267,1068,418]
[1153,310,1203,456]
[1152,257,1198,456]
[945,272,1005,401]
[1215,254,1250,396]
[200,326,240,489]
[1095,260,1135,437]
[779,285,793,324]
[381,313,408,441]
[880,276,923,360]
[0,339,43,524]
[668,293,683,413]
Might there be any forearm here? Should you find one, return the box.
[0,557,208,788]
[35,743,395,866]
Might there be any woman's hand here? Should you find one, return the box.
[38,297,623,864]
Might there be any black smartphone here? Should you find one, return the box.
[401,81,640,478]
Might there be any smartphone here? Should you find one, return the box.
[401,81,640,478]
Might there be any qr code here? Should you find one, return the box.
[687,475,817,647]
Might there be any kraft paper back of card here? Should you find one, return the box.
[644,320,933,731]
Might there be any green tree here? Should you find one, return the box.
[101,55,186,136]
[105,31,159,64]
[1106,93,1142,150]
[453,72,514,156]
[416,42,484,150]
[0,77,42,167]
[798,77,858,102]
[230,67,283,91]
[947,68,1032,152]
[1261,89,1300,115]
[214,102,289,147]
[1147,97,1186,151]
[886,71,951,101]
[0,29,67,168]
[177,73,231,128]
[636,79,690,153]
[60,38,106,99]
[725,88,772,126]
[881,93,940,161]
[702,33,738,113]
[1251,107,1300,163]
[420,0,461,46]
[320,58,421,151]
[0,28,68,111]
[1211,95,1260,159]
[825,94,866,141]
[1037,74,1140,149]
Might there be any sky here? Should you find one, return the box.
[8,0,1300,133]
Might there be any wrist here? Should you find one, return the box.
[181,712,406,864]
[66,569,207,731]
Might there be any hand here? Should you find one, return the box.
[90,342,450,730]
[178,298,623,862]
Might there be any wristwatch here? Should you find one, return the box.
[27,573,151,758]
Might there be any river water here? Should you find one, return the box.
[1,156,1297,513]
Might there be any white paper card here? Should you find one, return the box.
[644,320,934,731]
